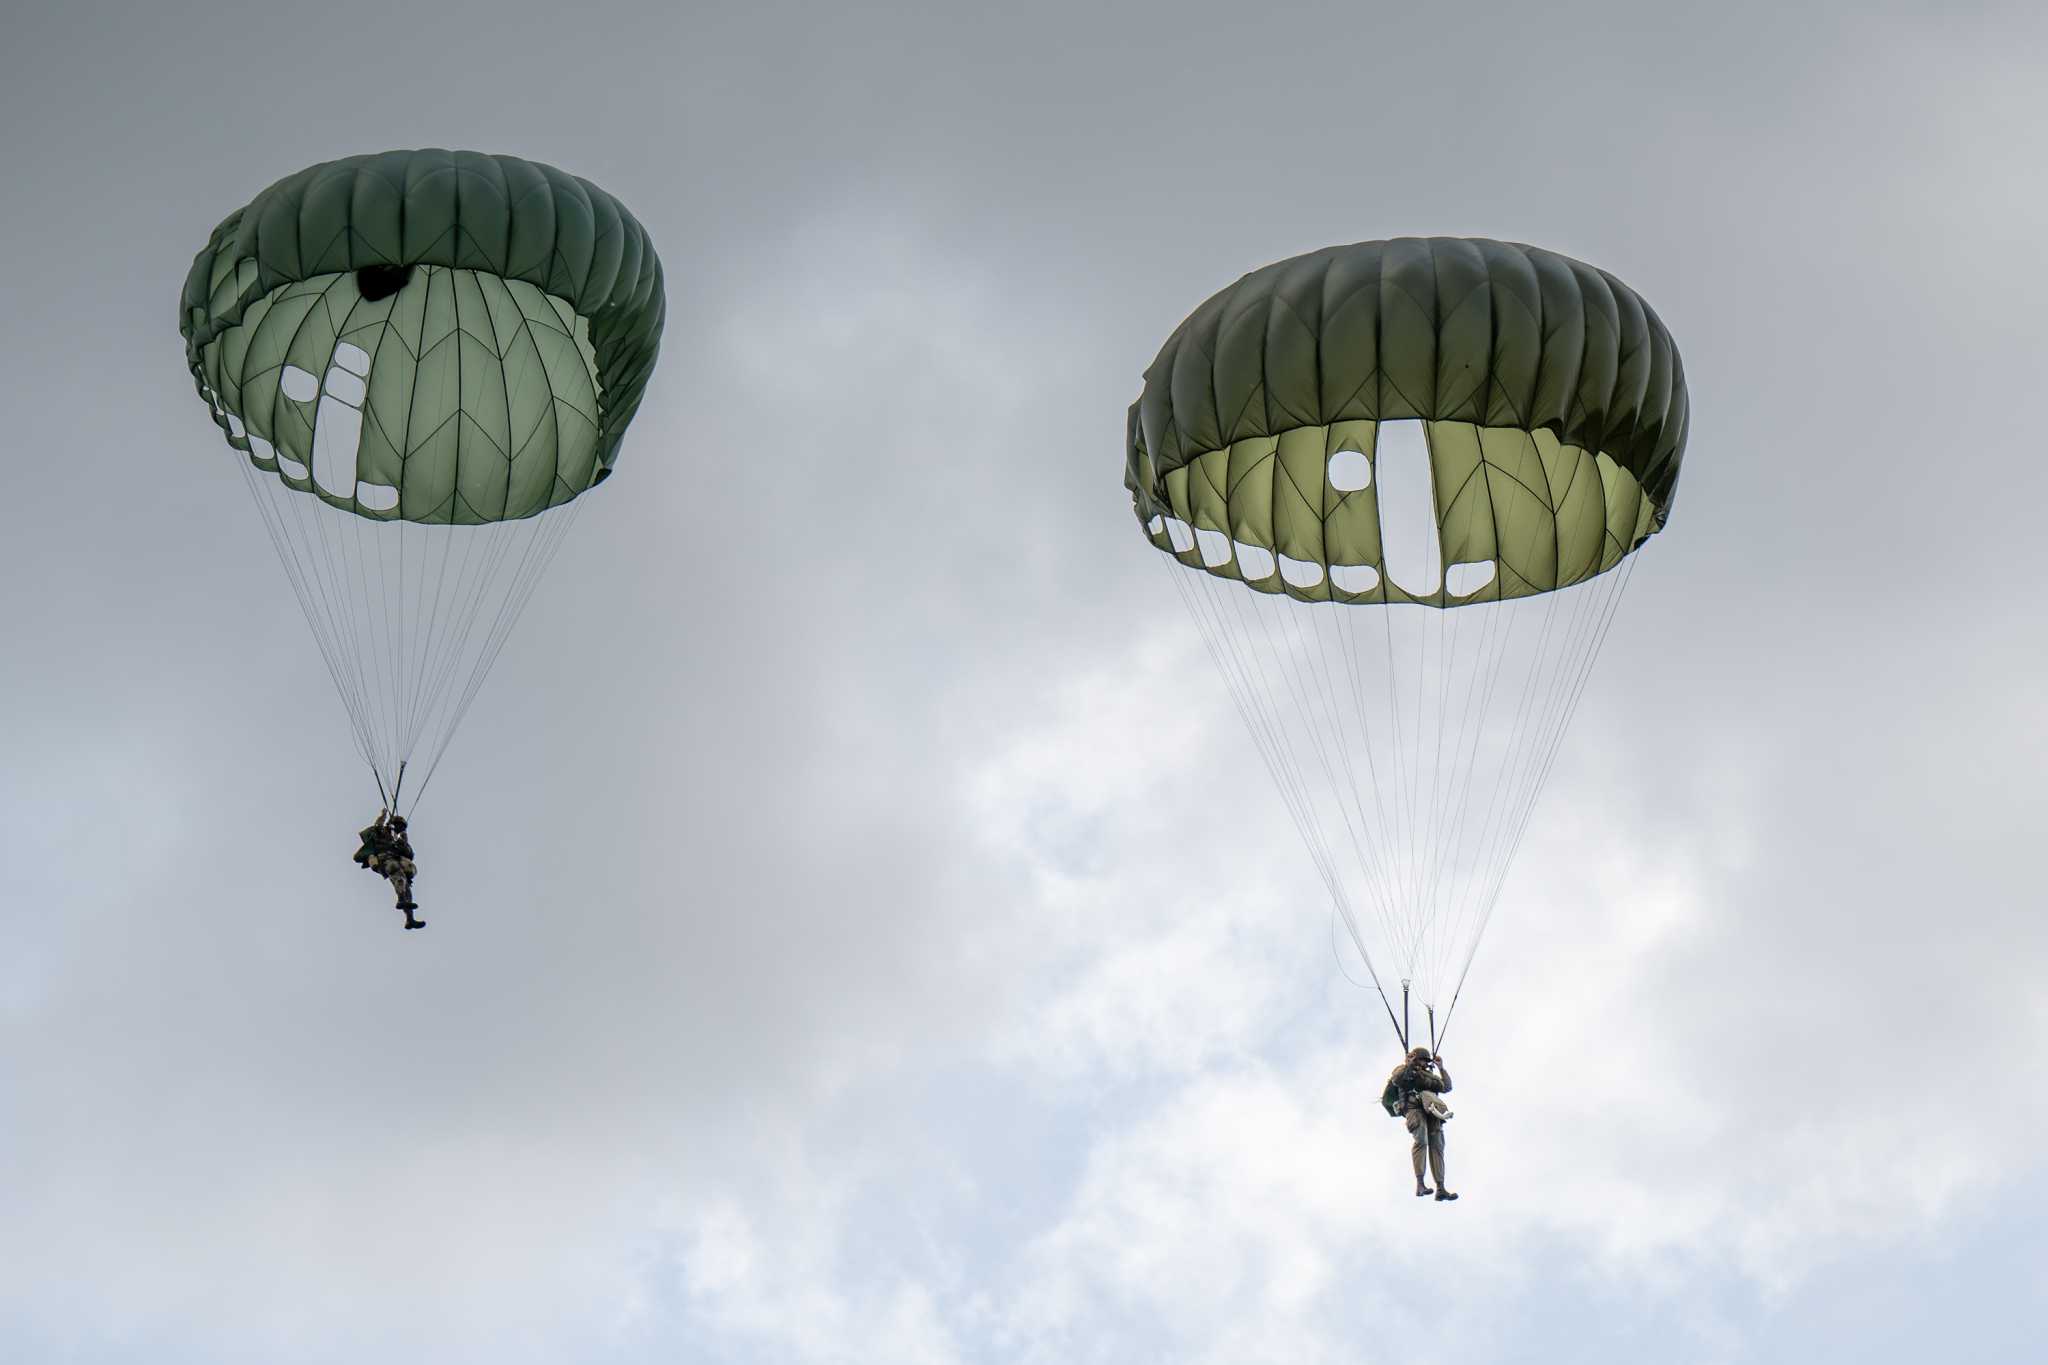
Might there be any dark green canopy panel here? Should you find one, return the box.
[178,151,665,809]
[1126,237,1688,605]
[181,148,665,524]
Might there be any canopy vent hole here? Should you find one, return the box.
[1327,448,1371,492]
[304,351,370,498]
[1446,561,1497,596]
[279,366,319,403]
[1330,564,1380,594]
[355,264,415,302]
[1234,543,1276,580]
[1195,527,1233,567]
[1375,421,1441,595]
[1278,554,1325,589]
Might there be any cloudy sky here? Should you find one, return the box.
[3,1,2045,1360]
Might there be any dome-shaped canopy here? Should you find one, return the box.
[180,148,665,524]
[1126,237,1688,605]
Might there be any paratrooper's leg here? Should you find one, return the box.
[1429,1118,1456,1201]
[387,859,422,928]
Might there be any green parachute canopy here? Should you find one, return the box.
[1128,237,1689,1046]
[181,148,665,523]
[1127,237,1687,605]
[180,150,665,808]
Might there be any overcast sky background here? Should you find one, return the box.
[3,1,2045,1361]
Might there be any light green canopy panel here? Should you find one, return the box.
[176,151,666,811]
[1126,237,1688,605]
[180,148,665,524]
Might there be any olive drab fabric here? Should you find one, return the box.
[1125,237,1689,605]
[180,149,666,525]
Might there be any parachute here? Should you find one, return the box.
[179,149,665,811]
[1125,237,1689,1048]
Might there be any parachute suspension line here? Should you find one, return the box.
[1161,558,1407,1045]
[1441,587,1519,938]
[397,515,456,755]
[390,271,456,762]
[1414,596,1463,983]
[1249,588,1403,943]
[1415,585,1513,991]
[1178,564,1353,921]
[1423,503,1597,1009]
[1328,898,1368,988]
[1153,528,1643,1046]
[302,464,380,776]
[1411,584,1558,1007]
[406,517,521,750]
[1359,594,1430,985]
[1167,530,1644,1042]
[1328,585,1416,967]
[1430,579,1582,1011]
[1433,548,1638,1039]
[1319,582,1397,902]
[1179,553,1417,1048]
[1247,577,1411,974]
[295,459,376,770]
[1406,589,1433,944]
[231,447,383,783]
[405,512,516,762]
[1430,561,1608,1046]
[286,467,376,775]
[1268,590,1417,1041]
[1372,591,1416,943]
[1163,562,1299,833]
[1421,589,1460,963]
[1169,564,1351,929]
[1441,548,1646,1039]
[1212,579,1352,912]
[407,494,585,813]
[345,489,403,777]
[283,283,390,773]
[1166,561,1421,1047]
[1438,563,1551,997]
[1447,564,1619,992]
[1299,594,1408,946]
